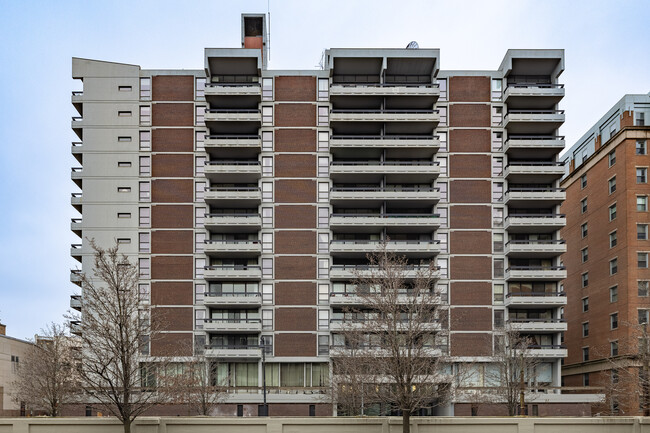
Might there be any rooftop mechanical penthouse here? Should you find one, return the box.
[68,13,595,416]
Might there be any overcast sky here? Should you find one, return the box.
[0,0,649,339]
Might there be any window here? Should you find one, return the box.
[318,284,329,305]
[438,106,447,125]
[318,310,329,330]
[609,177,616,194]
[610,231,617,248]
[262,182,273,202]
[493,233,504,253]
[262,106,273,125]
[610,313,618,330]
[493,258,504,278]
[639,224,649,240]
[438,157,448,176]
[318,78,328,100]
[608,150,616,167]
[582,297,589,312]
[139,258,150,278]
[639,281,649,297]
[262,284,273,304]
[262,310,273,330]
[581,223,588,238]
[438,181,447,201]
[262,78,273,100]
[117,238,130,244]
[583,373,590,387]
[139,106,150,125]
[118,136,132,142]
[262,258,273,278]
[262,208,273,227]
[491,106,503,125]
[318,131,328,152]
[493,208,504,227]
[262,131,273,151]
[318,233,329,253]
[639,309,649,324]
[139,233,150,253]
[610,258,618,275]
[638,196,648,212]
[262,156,273,177]
[639,252,649,268]
[195,106,205,126]
[493,284,504,304]
[262,233,273,253]
[139,156,150,176]
[139,131,151,150]
[637,167,648,184]
[192,156,205,176]
[118,212,131,218]
[118,85,132,92]
[194,258,205,278]
[438,258,448,278]
[581,272,589,288]
[195,233,205,253]
[118,161,132,167]
[493,310,504,328]
[195,207,205,226]
[610,286,618,303]
[194,309,205,330]
[438,207,448,227]
[637,112,646,126]
[437,78,447,100]
[581,247,588,263]
[439,131,447,151]
[491,79,502,100]
[318,258,329,278]
[318,182,329,202]
[318,106,328,126]
[318,208,328,228]
[140,77,151,99]
[118,110,132,117]
[492,182,503,202]
[580,174,587,189]
[637,140,647,155]
[139,208,150,227]
[117,187,131,193]
[139,283,150,303]
[491,131,502,151]
[195,182,205,201]
[608,204,617,221]
[195,77,205,98]
[582,322,589,337]
[438,283,449,303]
[492,157,503,176]
[318,157,329,177]
[318,335,329,355]
[436,233,448,253]
[195,131,205,151]
[582,347,589,361]
[611,341,619,357]
[581,198,588,214]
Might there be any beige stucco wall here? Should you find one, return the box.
[0,335,33,416]
[1,417,650,433]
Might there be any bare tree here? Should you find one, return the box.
[330,243,449,433]
[67,241,177,433]
[484,326,543,416]
[11,322,79,416]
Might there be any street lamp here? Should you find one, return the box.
[260,336,269,416]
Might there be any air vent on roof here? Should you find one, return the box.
[406,41,419,49]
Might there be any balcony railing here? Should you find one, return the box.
[505,161,564,167]
[331,109,438,115]
[506,213,565,219]
[205,240,260,245]
[205,82,261,88]
[206,161,260,166]
[332,83,439,88]
[505,110,565,117]
[205,134,260,140]
[505,83,564,89]
[204,291,261,298]
[206,213,259,218]
[506,135,565,142]
[331,239,439,246]
[506,266,566,272]
[204,318,261,325]
[506,292,566,298]
[331,213,439,219]
[204,265,261,271]
[331,161,438,166]
[71,91,83,96]
[331,186,438,193]
[331,135,439,141]
[331,264,436,271]
[71,116,83,122]
[207,109,260,114]
[505,240,566,246]
[206,186,260,192]
[507,318,565,323]
[506,187,565,193]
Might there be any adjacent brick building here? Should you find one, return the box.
[69,14,594,416]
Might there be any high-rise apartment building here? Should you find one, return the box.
[69,13,592,415]
[561,94,650,414]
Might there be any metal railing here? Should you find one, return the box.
[505,110,565,116]
[506,187,565,193]
[205,82,260,87]
[506,135,565,142]
[71,218,82,224]
[205,134,260,140]
[331,160,438,166]
[204,239,260,245]
[206,160,260,166]
[506,161,564,167]
[205,186,260,192]
[505,239,566,245]
[71,141,82,147]
[71,243,82,250]
[205,344,261,350]
[204,291,261,297]
[71,91,83,96]
[506,292,566,298]
[330,264,437,271]
[331,109,439,114]
[206,108,260,113]
[71,116,83,122]
[331,186,439,192]
[205,213,260,218]
[331,213,439,218]
[71,167,83,172]
[71,193,82,198]
[505,213,565,219]
[331,134,439,140]
[331,82,438,88]
[507,318,566,323]
[330,239,439,245]
[204,265,261,271]
[204,318,261,324]
[506,83,564,89]
[506,266,566,271]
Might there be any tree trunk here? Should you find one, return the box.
[123,419,131,433]
[402,411,410,433]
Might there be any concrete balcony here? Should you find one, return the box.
[204,135,261,158]
[71,90,83,104]
[71,142,83,164]
[205,345,262,359]
[507,319,567,333]
[502,110,565,135]
[329,319,441,332]
[71,193,82,213]
[503,83,564,109]
[203,292,262,308]
[204,240,262,258]
[205,109,261,123]
[71,116,84,128]
[329,135,440,158]
[204,319,262,333]
[505,266,567,281]
[503,135,566,159]
[330,187,439,206]
[329,240,440,258]
[204,265,262,281]
[70,295,82,311]
[204,187,261,207]
[330,83,440,97]
[71,167,83,188]
[525,346,567,358]
[329,264,438,280]
[504,240,566,258]
[70,320,82,336]
[204,213,261,233]
[70,269,82,286]
[329,292,363,306]
[330,109,439,125]
[71,218,82,237]
[204,161,261,183]
[505,292,567,308]
[504,188,565,207]
[204,83,261,97]
[330,161,440,183]
[330,345,442,358]
[70,243,82,263]
[504,162,565,183]
[504,214,565,233]
[329,213,440,233]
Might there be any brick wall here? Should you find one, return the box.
[152,75,194,101]
[275,180,316,203]
[450,231,491,254]
[275,154,317,178]
[152,129,194,152]
[152,103,194,126]
[275,129,317,152]
[151,256,193,280]
[151,230,193,254]
[275,333,316,356]
[152,154,194,178]
[275,76,316,102]
[275,231,316,254]
[449,180,491,203]
[449,104,490,128]
[449,76,490,102]
[275,282,317,305]
[449,129,491,153]
[275,206,316,228]
[275,104,316,127]
[275,308,316,331]
[151,282,193,305]
[152,179,193,203]
[449,205,491,229]
[151,205,194,228]
[275,256,316,280]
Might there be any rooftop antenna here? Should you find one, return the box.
[406,41,419,49]
[267,0,271,62]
